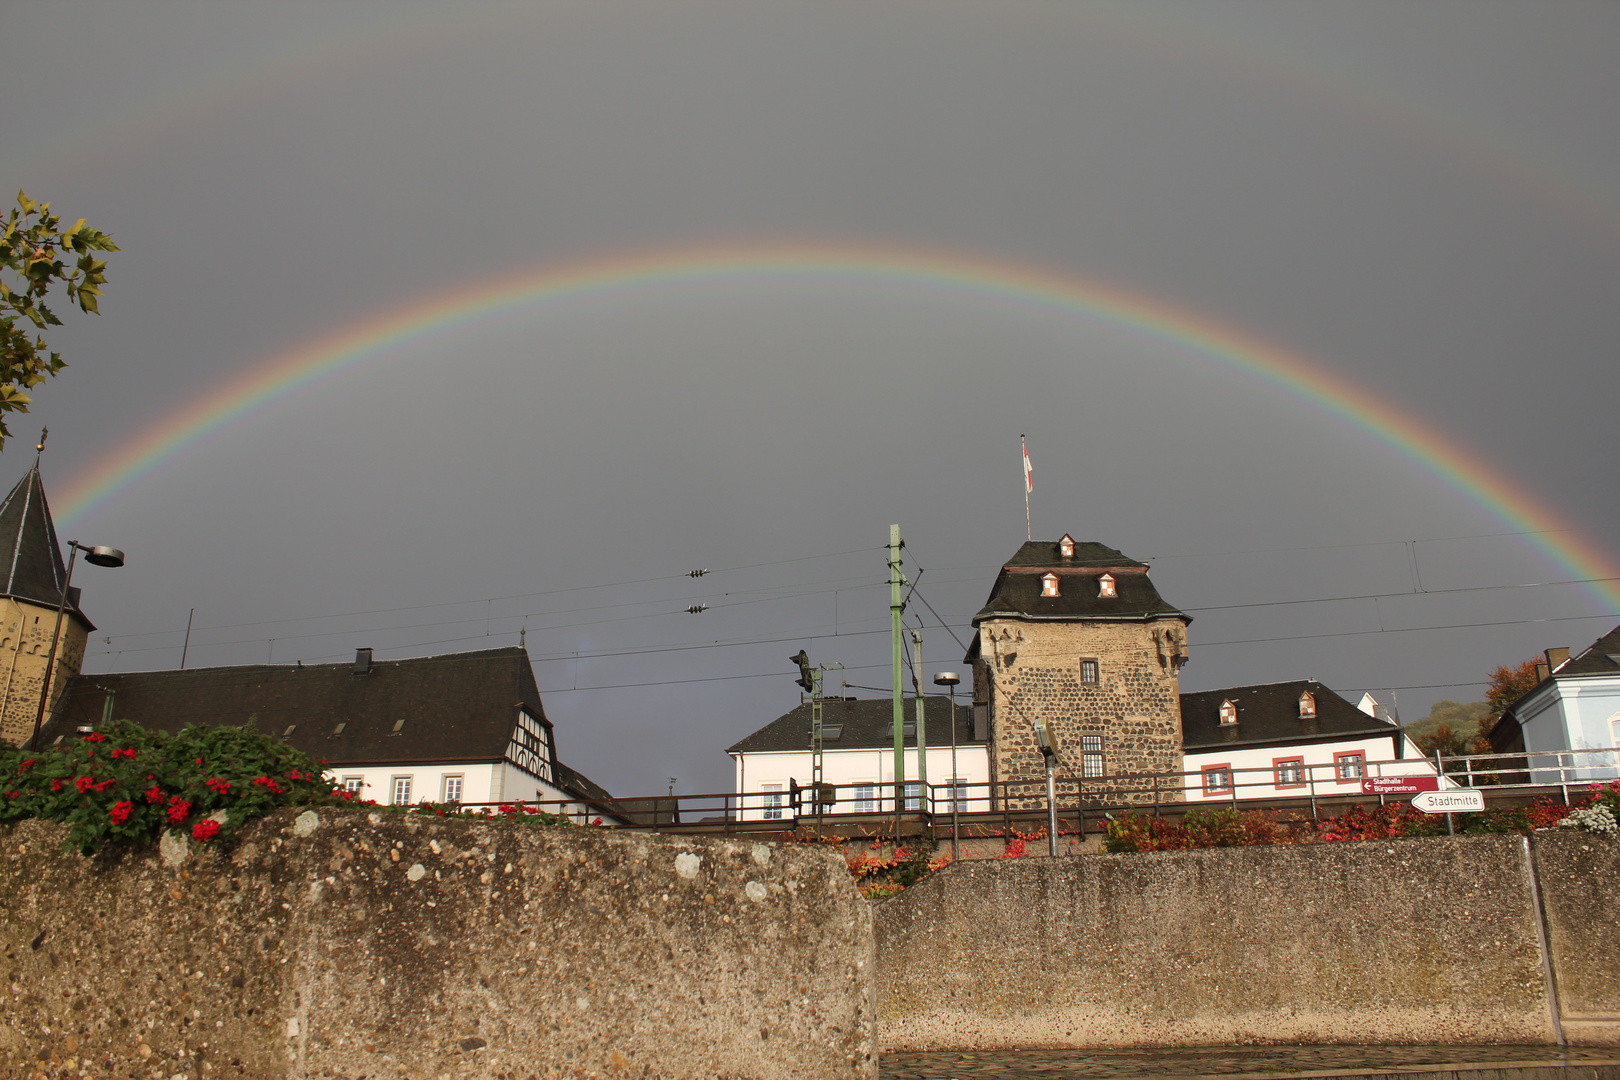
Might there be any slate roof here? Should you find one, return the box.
[1181,680,1398,751]
[40,647,610,800]
[728,695,979,755]
[0,460,91,627]
[1552,624,1620,678]
[971,540,1185,630]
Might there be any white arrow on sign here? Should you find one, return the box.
[1411,789,1486,814]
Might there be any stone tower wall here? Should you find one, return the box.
[0,599,89,747]
[976,617,1186,807]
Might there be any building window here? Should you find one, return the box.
[1218,700,1238,726]
[761,783,783,820]
[1098,573,1116,598]
[1335,751,1365,781]
[1080,659,1099,684]
[1059,534,1075,558]
[1274,758,1305,788]
[1040,573,1060,598]
[391,776,413,806]
[342,776,364,794]
[1202,765,1232,794]
[1081,734,1104,778]
[904,782,922,811]
[442,775,464,803]
[941,779,969,813]
[1298,692,1316,719]
[853,784,876,813]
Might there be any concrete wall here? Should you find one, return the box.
[877,832,1620,1050]
[0,808,876,1079]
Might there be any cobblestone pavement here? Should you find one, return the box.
[881,1045,1620,1079]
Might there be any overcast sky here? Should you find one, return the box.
[4,2,1618,796]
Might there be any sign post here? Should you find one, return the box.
[1411,788,1485,835]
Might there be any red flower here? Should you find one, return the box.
[16,759,35,773]
[92,778,116,793]
[111,747,137,759]
[205,778,231,795]
[191,819,221,842]
[251,776,284,794]
[145,784,165,804]
[166,798,192,824]
[109,800,134,825]
[74,776,94,794]
[288,769,303,781]
[592,817,604,826]
[6,791,19,798]
[51,778,63,792]
[82,733,107,743]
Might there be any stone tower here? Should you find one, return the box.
[0,457,94,748]
[968,535,1189,805]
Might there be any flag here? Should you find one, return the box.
[1022,438,1033,493]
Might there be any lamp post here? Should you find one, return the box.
[933,671,961,861]
[1033,717,1059,857]
[27,541,124,751]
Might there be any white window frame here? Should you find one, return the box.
[852,782,876,814]
[342,776,364,795]
[1098,574,1116,598]
[903,782,922,811]
[441,774,464,803]
[760,783,784,820]
[391,775,414,806]
[1040,573,1060,597]
[1080,659,1099,684]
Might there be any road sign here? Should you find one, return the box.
[1361,776,1439,795]
[1411,789,1486,814]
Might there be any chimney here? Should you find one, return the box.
[353,648,373,676]
[1545,647,1570,674]
[1534,661,1550,683]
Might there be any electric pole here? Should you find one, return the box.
[890,524,905,818]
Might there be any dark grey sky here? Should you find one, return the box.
[4,1,1618,796]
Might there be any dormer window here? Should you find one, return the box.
[1058,534,1075,559]
[1298,692,1316,719]
[1040,573,1060,597]
[1098,573,1116,598]
[1218,700,1238,726]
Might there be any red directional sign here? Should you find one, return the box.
[1360,776,1440,795]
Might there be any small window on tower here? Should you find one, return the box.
[1098,574,1116,598]
[1059,534,1076,559]
[1041,573,1060,597]
[1080,659,1099,684]
[1298,692,1316,719]
[1218,700,1238,726]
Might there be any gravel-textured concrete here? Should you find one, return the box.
[1,808,876,1079]
[1532,830,1620,1045]
[876,835,1573,1050]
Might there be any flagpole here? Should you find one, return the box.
[1021,434,1032,542]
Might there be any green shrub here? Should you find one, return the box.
[0,719,344,854]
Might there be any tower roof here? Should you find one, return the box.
[970,538,1184,627]
[0,458,90,626]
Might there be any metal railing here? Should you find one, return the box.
[394,744,1618,848]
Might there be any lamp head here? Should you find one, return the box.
[83,546,124,568]
[932,671,960,687]
[1033,718,1056,758]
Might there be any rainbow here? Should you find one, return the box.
[54,241,1620,610]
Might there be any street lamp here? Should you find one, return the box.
[1033,717,1060,857]
[27,541,124,751]
[932,671,961,861]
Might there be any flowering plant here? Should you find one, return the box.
[0,719,339,854]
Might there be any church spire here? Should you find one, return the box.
[0,436,88,623]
